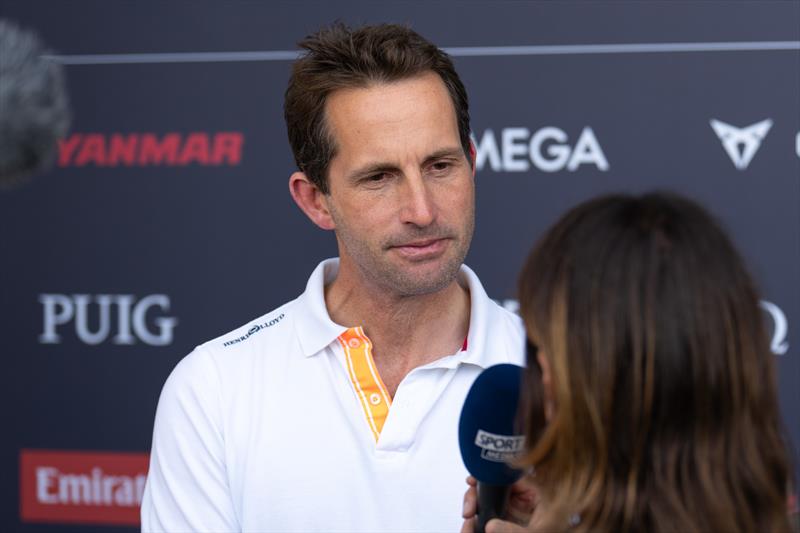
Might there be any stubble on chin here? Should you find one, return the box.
[331,203,474,297]
[383,252,464,296]
[374,232,472,296]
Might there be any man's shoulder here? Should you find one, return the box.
[198,258,335,357]
[199,297,299,355]
[160,297,301,401]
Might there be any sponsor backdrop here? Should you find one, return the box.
[2,1,798,530]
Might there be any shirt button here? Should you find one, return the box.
[348,338,361,348]
[370,393,381,405]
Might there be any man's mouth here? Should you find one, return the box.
[390,238,449,259]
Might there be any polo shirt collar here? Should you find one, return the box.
[294,259,348,357]
[440,263,517,370]
[294,258,516,370]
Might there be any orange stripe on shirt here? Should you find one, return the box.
[338,327,392,442]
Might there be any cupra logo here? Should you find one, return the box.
[710,118,773,170]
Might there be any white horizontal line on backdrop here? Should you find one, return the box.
[45,41,800,65]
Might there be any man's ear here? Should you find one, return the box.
[289,172,335,230]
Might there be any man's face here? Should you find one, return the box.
[323,72,475,297]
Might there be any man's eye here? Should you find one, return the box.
[430,161,452,173]
[367,173,388,182]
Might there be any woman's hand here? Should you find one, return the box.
[460,475,538,532]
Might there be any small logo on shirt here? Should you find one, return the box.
[222,313,285,347]
[474,429,525,462]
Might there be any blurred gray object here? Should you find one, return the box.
[0,19,70,187]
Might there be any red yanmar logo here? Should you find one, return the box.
[20,449,149,526]
[58,131,244,167]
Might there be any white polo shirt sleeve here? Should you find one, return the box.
[141,346,239,533]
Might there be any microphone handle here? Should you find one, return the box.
[476,482,511,533]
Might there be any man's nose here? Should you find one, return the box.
[399,175,436,227]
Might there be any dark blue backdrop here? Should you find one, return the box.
[2,1,798,530]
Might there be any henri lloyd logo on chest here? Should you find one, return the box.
[222,313,285,347]
[475,429,525,462]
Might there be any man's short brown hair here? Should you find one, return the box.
[284,23,471,194]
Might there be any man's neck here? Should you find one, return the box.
[324,263,471,395]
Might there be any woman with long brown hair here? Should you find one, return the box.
[463,192,795,532]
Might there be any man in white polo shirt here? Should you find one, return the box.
[142,23,525,532]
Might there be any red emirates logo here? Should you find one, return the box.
[20,449,149,526]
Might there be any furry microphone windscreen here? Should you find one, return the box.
[0,19,71,188]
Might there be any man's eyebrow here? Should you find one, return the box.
[422,148,465,166]
[347,162,401,182]
[347,148,465,181]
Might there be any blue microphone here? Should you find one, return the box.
[459,363,526,533]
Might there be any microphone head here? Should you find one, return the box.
[0,19,71,188]
[459,363,526,485]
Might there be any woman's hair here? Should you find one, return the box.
[517,192,793,532]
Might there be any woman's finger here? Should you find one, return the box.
[485,517,529,533]
[462,484,477,518]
